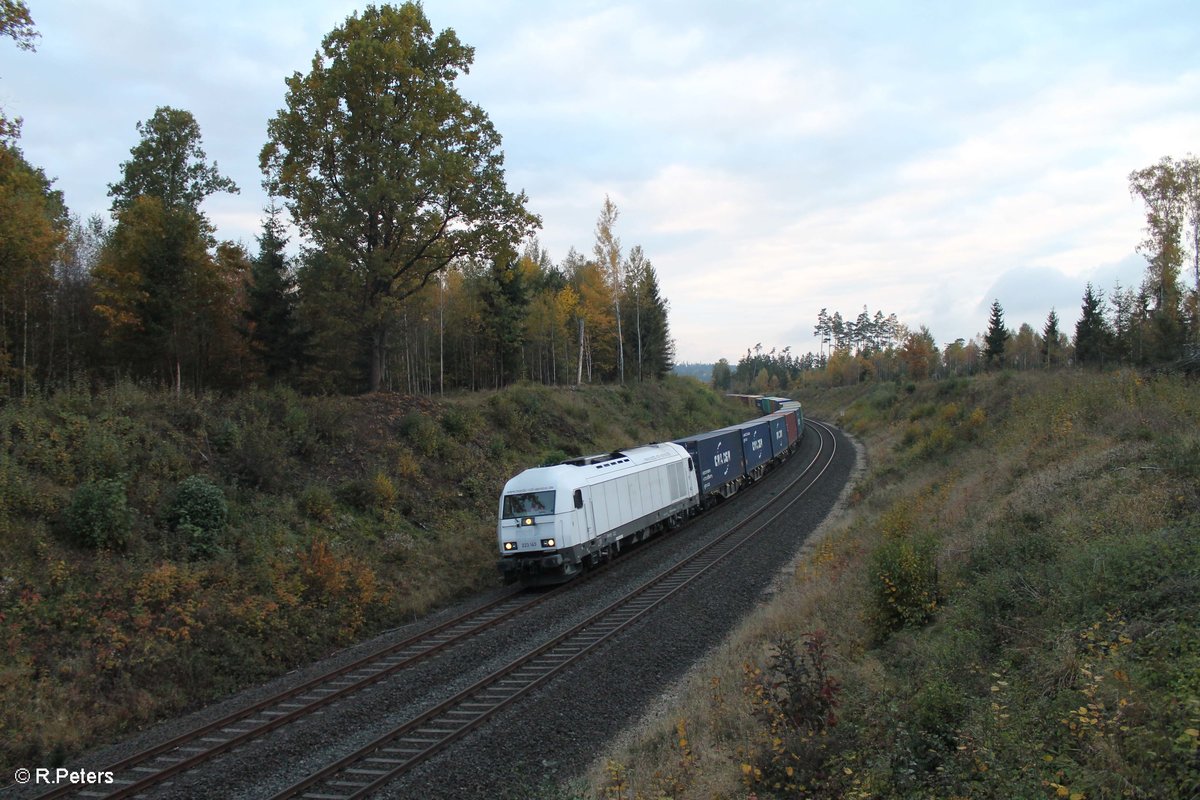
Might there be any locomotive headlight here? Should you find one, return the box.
[541,538,556,548]
[521,517,535,527]
[502,541,516,551]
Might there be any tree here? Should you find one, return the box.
[478,251,528,387]
[899,326,937,380]
[0,0,38,143]
[51,214,106,385]
[0,139,66,395]
[0,1,36,50]
[634,262,674,378]
[1010,323,1041,370]
[93,197,215,391]
[624,244,648,381]
[261,3,539,392]
[108,106,238,217]
[1041,308,1060,367]
[983,299,1007,368]
[96,108,239,394]
[243,202,305,380]
[1074,283,1112,366]
[593,195,624,383]
[711,358,732,391]
[1129,157,1187,359]
[943,338,967,376]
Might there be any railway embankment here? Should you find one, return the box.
[0,377,745,783]
[587,370,1200,799]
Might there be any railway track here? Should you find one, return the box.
[33,587,552,800]
[31,419,837,800]
[268,419,838,800]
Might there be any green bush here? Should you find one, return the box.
[298,484,335,522]
[869,533,941,636]
[398,412,442,457]
[169,475,228,531]
[65,478,134,549]
[440,406,482,439]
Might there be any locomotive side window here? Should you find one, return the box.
[687,458,694,472]
[573,489,583,509]
[502,491,556,519]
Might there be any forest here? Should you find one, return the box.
[0,3,673,401]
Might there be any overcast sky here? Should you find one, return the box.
[2,1,1197,363]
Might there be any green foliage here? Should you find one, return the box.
[297,484,335,522]
[260,2,540,391]
[983,299,1007,368]
[168,474,227,528]
[399,412,443,458]
[243,203,306,379]
[65,477,133,549]
[107,106,238,214]
[439,405,482,439]
[869,532,941,636]
[0,1,39,53]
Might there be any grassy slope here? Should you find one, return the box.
[586,370,1200,800]
[0,376,745,777]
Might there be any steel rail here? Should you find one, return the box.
[270,420,837,800]
[36,586,546,800]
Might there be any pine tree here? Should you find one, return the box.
[636,264,674,378]
[244,203,305,380]
[1074,283,1112,365]
[479,253,528,387]
[983,299,1007,368]
[1041,308,1060,367]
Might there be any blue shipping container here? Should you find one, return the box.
[735,420,772,471]
[766,413,789,458]
[674,428,746,494]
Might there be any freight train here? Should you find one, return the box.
[496,395,804,585]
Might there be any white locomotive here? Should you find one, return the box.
[497,442,700,584]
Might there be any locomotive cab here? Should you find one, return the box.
[497,470,588,584]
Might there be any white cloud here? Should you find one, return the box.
[3,0,1198,364]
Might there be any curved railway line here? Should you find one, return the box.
[269,418,837,800]
[33,419,839,800]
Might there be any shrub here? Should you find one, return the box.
[742,633,842,794]
[298,485,335,522]
[371,472,397,510]
[398,412,442,457]
[168,475,227,558]
[439,406,482,439]
[65,478,133,549]
[870,533,940,636]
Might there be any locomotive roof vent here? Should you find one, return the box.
[563,450,629,467]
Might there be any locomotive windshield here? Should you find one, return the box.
[502,491,556,519]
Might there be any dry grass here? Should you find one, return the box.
[583,369,1200,800]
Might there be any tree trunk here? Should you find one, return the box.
[577,318,584,385]
[614,298,624,384]
[370,325,386,393]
